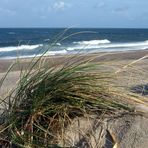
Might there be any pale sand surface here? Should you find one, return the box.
[0,50,148,147]
[0,50,148,72]
[0,50,148,99]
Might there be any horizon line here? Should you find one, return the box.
[0,27,148,29]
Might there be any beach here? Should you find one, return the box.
[1,0,148,145]
[0,49,148,97]
[0,49,148,147]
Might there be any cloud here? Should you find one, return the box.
[112,6,130,17]
[141,11,148,20]
[53,1,71,11]
[94,2,106,9]
[40,15,47,19]
[93,1,106,9]
[112,6,135,21]
[114,6,130,13]
[0,7,16,16]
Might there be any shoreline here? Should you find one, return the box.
[0,48,148,147]
[0,49,148,97]
[0,49,148,73]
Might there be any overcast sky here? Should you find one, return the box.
[0,0,148,28]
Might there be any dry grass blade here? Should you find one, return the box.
[115,54,148,74]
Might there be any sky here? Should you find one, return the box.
[0,0,148,28]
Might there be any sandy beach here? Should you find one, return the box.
[0,50,148,147]
[0,50,148,71]
[0,50,148,98]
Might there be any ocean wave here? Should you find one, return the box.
[8,32,16,35]
[44,39,50,41]
[1,40,148,59]
[56,43,61,46]
[43,39,61,46]
[46,50,67,55]
[67,40,148,51]
[0,44,43,52]
[1,49,67,59]
[73,39,111,45]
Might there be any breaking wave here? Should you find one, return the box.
[67,40,148,51]
[73,39,111,45]
[2,49,67,59]
[1,39,148,59]
[0,44,43,52]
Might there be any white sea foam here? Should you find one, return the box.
[2,55,39,59]
[8,32,16,35]
[2,49,67,59]
[1,40,148,59]
[67,40,148,51]
[56,43,61,46]
[0,44,43,52]
[73,39,111,45]
[44,39,50,41]
[46,49,67,55]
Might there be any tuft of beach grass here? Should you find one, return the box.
[1,30,147,147]
[0,53,134,147]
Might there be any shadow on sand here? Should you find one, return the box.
[130,84,148,96]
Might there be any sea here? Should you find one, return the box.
[0,28,148,59]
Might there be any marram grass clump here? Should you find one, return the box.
[0,56,132,147]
